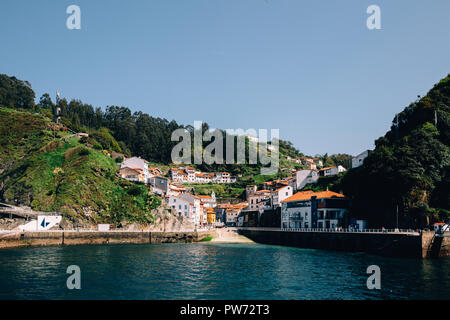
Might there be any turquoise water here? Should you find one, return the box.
[0,243,449,300]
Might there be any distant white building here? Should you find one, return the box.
[281,191,349,229]
[319,165,346,177]
[120,157,150,183]
[271,185,293,208]
[167,194,202,226]
[149,176,169,196]
[295,169,319,190]
[247,190,271,211]
[352,150,371,169]
[195,192,217,208]
[171,167,236,184]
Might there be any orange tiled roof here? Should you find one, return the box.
[274,185,290,192]
[281,191,345,203]
[319,167,334,171]
[120,167,142,174]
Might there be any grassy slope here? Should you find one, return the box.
[0,107,159,226]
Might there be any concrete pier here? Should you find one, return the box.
[237,228,450,259]
[0,230,217,249]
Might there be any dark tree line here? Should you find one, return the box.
[339,75,450,228]
[0,74,35,109]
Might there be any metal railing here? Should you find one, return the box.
[236,227,419,235]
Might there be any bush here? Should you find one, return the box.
[93,143,102,150]
[127,184,144,196]
[79,147,90,156]
[91,127,122,152]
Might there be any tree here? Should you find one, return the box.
[0,74,35,109]
[39,93,54,109]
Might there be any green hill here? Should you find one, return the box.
[340,75,450,228]
[0,107,160,227]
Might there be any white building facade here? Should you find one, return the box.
[295,169,319,190]
[352,150,370,169]
[271,186,293,208]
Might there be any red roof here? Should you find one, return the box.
[282,191,345,203]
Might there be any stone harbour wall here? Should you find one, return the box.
[238,229,450,259]
[0,230,217,249]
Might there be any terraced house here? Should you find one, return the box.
[281,191,350,230]
[170,167,236,184]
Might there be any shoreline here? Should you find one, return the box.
[209,228,255,244]
[0,230,219,250]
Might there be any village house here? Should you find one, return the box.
[295,169,319,190]
[214,203,231,224]
[120,157,151,183]
[206,207,216,225]
[245,185,257,196]
[281,190,350,230]
[313,158,323,167]
[300,157,317,170]
[271,185,293,208]
[262,180,289,191]
[168,196,198,225]
[118,167,145,183]
[167,193,203,226]
[318,165,347,177]
[351,150,371,169]
[195,192,217,208]
[167,184,187,196]
[286,156,302,164]
[171,167,236,184]
[149,176,169,196]
[247,190,271,211]
[224,202,248,226]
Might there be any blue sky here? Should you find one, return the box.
[1,0,449,156]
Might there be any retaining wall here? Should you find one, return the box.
[238,229,450,259]
[0,230,216,249]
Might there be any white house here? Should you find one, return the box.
[120,157,151,183]
[168,195,201,226]
[195,192,217,208]
[271,185,293,208]
[319,165,346,177]
[247,190,271,211]
[352,150,370,169]
[171,167,236,184]
[281,191,349,229]
[295,169,319,190]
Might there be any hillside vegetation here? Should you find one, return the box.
[0,107,160,227]
[340,75,450,228]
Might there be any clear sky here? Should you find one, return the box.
[1,0,449,156]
